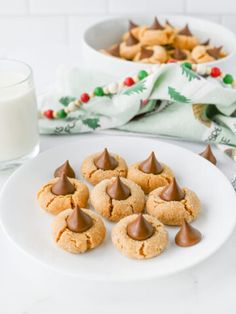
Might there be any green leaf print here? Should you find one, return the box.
[82,118,100,130]
[123,80,146,96]
[181,64,200,82]
[168,87,190,103]
[59,96,76,106]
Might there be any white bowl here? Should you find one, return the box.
[83,15,236,77]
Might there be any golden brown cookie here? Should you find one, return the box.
[127,152,174,194]
[90,177,145,222]
[81,148,128,185]
[146,185,201,226]
[111,214,168,259]
[52,208,106,254]
[191,45,214,63]
[37,177,89,215]
[122,20,146,41]
[139,18,175,46]
[174,24,198,51]
[120,32,141,60]
[134,45,168,64]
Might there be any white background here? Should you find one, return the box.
[1,1,236,313]
[0,0,236,49]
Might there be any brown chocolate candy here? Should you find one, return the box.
[108,44,120,57]
[129,20,138,30]
[54,160,75,178]
[201,39,210,46]
[67,206,93,233]
[172,48,187,60]
[148,17,164,30]
[160,178,185,201]
[106,176,130,200]
[94,148,118,170]
[199,144,217,165]
[51,173,75,196]
[126,32,139,46]
[207,46,222,59]
[139,152,163,175]
[140,47,153,59]
[175,220,202,247]
[166,19,174,28]
[178,24,192,37]
[127,214,154,241]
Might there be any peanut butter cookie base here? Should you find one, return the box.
[90,177,145,222]
[146,187,201,225]
[127,162,174,194]
[80,153,128,185]
[37,178,89,215]
[52,208,106,254]
[111,214,168,259]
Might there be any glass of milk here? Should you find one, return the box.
[0,59,39,170]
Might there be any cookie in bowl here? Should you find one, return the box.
[146,178,201,225]
[37,174,89,215]
[122,20,146,41]
[139,17,175,46]
[174,24,199,51]
[127,152,174,193]
[81,148,128,185]
[120,32,142,60]
[52,206,106,253]
[111,213,168,259]
[90,176,145,222]
[134,45,168,64]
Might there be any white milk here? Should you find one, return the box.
[0,71,39,162]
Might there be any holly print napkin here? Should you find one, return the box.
[39,63,236,160]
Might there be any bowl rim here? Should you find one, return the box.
[83,15,236,68]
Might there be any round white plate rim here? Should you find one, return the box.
[0,134,236,282]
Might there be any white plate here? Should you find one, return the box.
[1,135,236,282]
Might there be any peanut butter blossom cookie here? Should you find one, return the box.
[146,178,201,225]
[91,176,145,222]
[37,174,89,215]
[52,206,106,253]
[127,151,174,193]
[80,148,128,185]
[101,17,227,65]
[111,214,168,259]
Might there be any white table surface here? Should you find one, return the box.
[1,45,236,314]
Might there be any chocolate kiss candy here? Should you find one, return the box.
[206,46,222,59]
[139,152,163,174]
[148,17,164,30]
[199,144,217,165]
[201,39,210,46]
[178,24,192,36]
[175,220,202,247]
[166,19,173,28]
[172,48,187,60]
[160,178,185,201]
[54,160,75,178]
[126,32,139,46]
[127,214,154,241]
[94,148,118,170]
[51,173,75,196]
[106,176,131,200]
[129,20,138,30]
[67,206,93,233]
[108,44,120,57]
[140,47,153,59]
